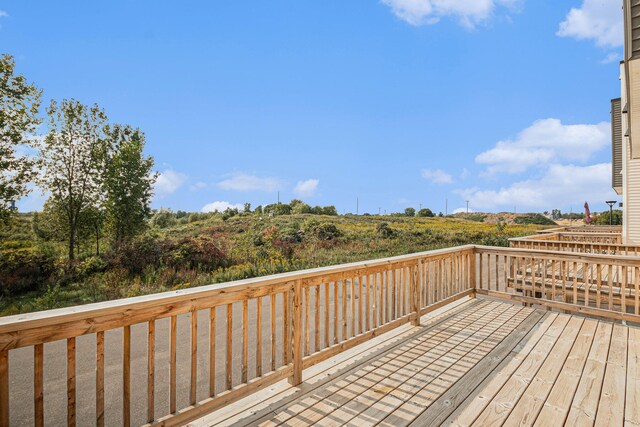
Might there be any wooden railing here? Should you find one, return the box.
[476,245,640,323]
[510,237,640,256]
[536,225,622,234]
[0,245,475,427]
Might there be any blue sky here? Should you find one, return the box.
[3,0,623,214]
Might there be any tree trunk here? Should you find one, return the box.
[69,227,75,261]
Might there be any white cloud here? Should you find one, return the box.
[154,169,187,195]
[293,179,319,197]
[458,163,616,211]
[189,181,207,191]
[202,201,244,213]
[421,168,453,184]
[475,118,610,174]
[0,11,7,18]
[453,207,475,214]
[381,0,521,29]
[218,172,282,192]
[557,0,623,48]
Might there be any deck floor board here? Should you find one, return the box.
[190,298,640,427]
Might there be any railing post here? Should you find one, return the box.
[470,248,477,296]
[289,280,303,386]
[411,262,420,326]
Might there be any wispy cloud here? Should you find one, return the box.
[154,169,188,196]
[381,0,521,29]
[421,168,453,184]
[601,52,620,64]
[218,172,282,192]
[293,179,319,197]
[189,181,207,191]
[0,11,8,18]
[557,0,622,48]
[475,118,609,175]
[201,201,244,213]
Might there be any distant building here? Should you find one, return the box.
[614,0,640,243]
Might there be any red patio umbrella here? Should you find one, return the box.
[584,202,592,224]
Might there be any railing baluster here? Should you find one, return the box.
[367,274,372,331]
[358,276,363,335]
[257,296,263,377]
[304,286,310,356]
[225,305,232,390]
[283,290,289,365]
[96,331,104,427]
[622,266,628,315]
[270,294,276,372]
[148,320,155,422]
[324,283,330,349]
[584,262,590,307]
[190,310,198,404]
[209,307,216,397]
[123,325,131,427]
[573,261,578,305]
[342,279,347,341]
[350,277,356,338]
[242,300,248,384]
[608,265,614,311]
[314,286,320,351]
[170,315,177,413]
[34,344,44,427]
[333,281,338,345]
[67,337,76,427]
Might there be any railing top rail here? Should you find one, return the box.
[510,231,622,242]
[475,244,640,265]
[0,244,475,337]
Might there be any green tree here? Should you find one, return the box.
[103,125,156,248]
[416,208,434,217]
[404,207,416,217]
[321,205,338,216]
[0,54,42,222]
[38,99,108,260]
[292,201,312,214]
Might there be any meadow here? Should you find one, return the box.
[0,212,545,316]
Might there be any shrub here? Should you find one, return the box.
[164,236,230,272]
[514,214,556,225]
[416,208,434,217]
[0,249,56,295]
[376,222,394,238]
[303,219,341,240]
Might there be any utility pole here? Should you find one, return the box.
[466,200,469,215]
[445,199,448,216]
[378,207,381,215]
[356,197,359,216]
[419,203,422,211]
[277,191,280,205]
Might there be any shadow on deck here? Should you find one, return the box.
[192,298,639,427]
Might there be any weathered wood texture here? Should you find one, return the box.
[0,245,474,426]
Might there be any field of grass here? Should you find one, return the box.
[0,213,545,316]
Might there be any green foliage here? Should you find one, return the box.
[39,99,109,259]
[465,214,487,222]
[404,207,416,217]
[151,209,178,228]
[592,209,623,225]
[376,222,394,238]
[416,208,434,217]
[103,124,156,247]
[0,54,42,222]
[303,219,342,240]
[0,248,56,295]
[513,214,556,225]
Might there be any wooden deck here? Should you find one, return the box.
[192,298,640,427]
